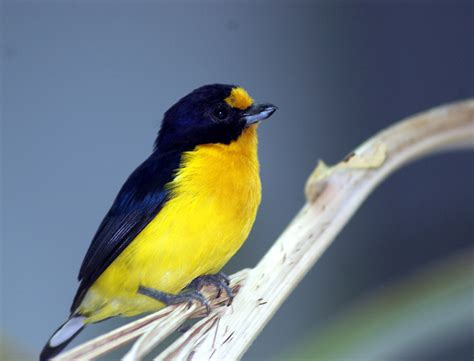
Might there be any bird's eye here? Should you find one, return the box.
[211,104,230,121]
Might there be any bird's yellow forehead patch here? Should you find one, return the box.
[225,87,253,110]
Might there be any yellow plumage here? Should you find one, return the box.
[79,125,261,323]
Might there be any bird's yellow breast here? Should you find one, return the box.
[80,126,261,321]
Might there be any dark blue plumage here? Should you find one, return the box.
[71,149,182,311]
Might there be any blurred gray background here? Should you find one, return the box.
[2,0,473,360]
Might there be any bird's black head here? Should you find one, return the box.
[154,84,277,152]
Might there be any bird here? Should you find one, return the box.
[40,84,277,360]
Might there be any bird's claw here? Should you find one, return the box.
[183,290,211,315]
[189,272,234,305]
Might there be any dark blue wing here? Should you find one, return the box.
[71,150,182,312]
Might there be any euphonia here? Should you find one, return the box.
[40,84,277,360]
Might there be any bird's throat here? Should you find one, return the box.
[168,125,260,197]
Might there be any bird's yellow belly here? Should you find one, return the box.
[79,126,261,322]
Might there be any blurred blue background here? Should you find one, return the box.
[2,0,473,359]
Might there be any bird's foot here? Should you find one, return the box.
[138,286,210,315]
[188,272,234,305]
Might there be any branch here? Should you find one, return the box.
[55,99,474,360]
[55,270,250,360]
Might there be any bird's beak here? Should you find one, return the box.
[242,103,278,126]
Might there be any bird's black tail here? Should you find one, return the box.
[40,315,86,361]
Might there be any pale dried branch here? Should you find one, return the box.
[56,99,474,361]
[55,270,250,360]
